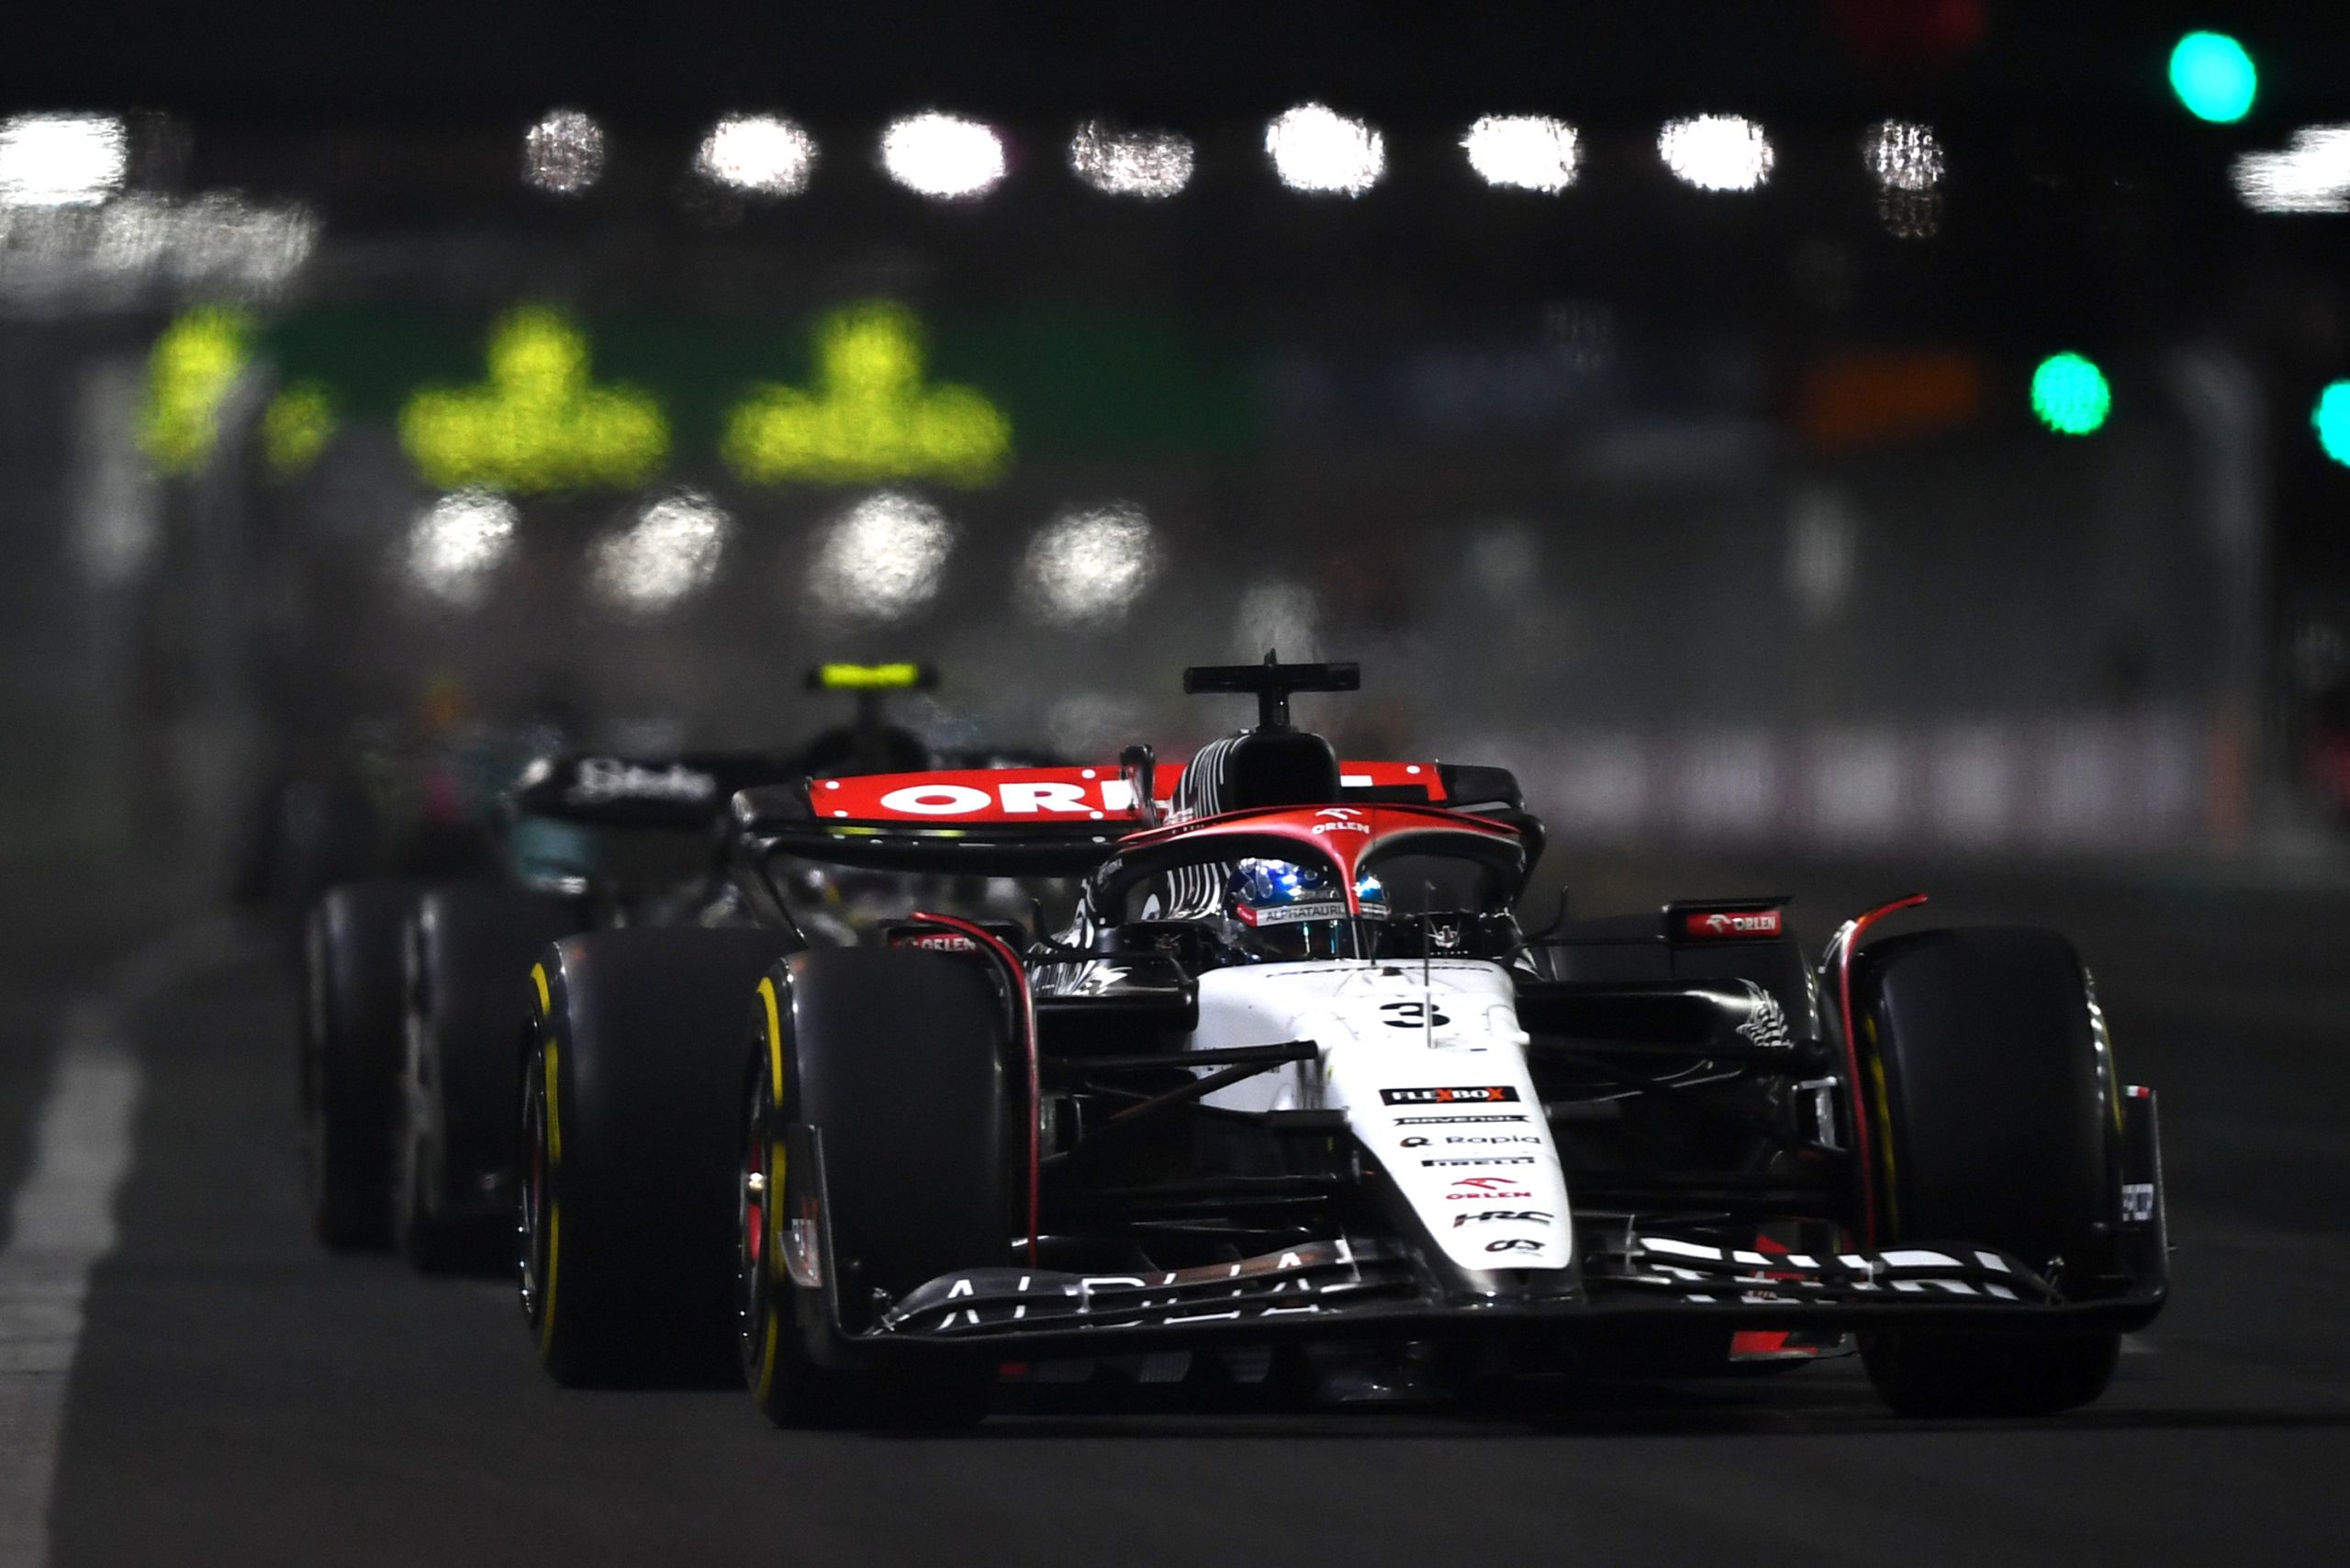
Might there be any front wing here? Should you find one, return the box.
[774,1126,2167,1367]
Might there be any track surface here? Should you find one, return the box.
[10,868,2350,1567]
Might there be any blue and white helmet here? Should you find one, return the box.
[1224,857,1387,960]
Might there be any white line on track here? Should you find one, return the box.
[0,916,249,1568]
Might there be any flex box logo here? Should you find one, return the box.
[1380,1085,1520,1106]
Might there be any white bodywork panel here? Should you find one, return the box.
[1191,959,1571,1276]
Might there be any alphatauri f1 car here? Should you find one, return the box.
[518,657,2167,1421]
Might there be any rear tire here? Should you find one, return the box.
[520,928,796,1387]
[741,948,1013,1428]
[1851,925,2123,1417]
[299,882,417,1249]
[396,884,588,1273]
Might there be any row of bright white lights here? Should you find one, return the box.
[0,114,129,207]
[525,106,1931,202]
[406,487,1163,628]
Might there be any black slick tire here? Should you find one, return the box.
[396,884,588,1274]
[1851,925,2123,1417]
[740,947,1012,1429]
[299,881,417,1249]
[520,928,797,1387]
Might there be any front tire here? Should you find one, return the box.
[1851,925,2125,1417]
[397,884,588,1273]
[520,928,796,1387]
[299,881,417,1249]
[741,948,1013,1428]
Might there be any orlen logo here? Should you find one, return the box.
[870,779,1136,816]
[890,932,978,953]
[1311,807,1370,836]
[1684,909,1783,939]
[1446,1176,1532,1200]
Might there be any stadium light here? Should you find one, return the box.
[2231,125,2350,213]
[590,488,733,616]
[2031,353,2110,436]
[1461,116,1580,193]
[1659,116,1774,192]
[1019,503,1162,627]
[2169,31,2257,125]
[522,109,607,195]
[1069,122,1193,197]
[2314,382,2350,466]
[404,490,519,609]
[880,114,1006,199]
[0,114,128,207]
[695,115,815,196]
[1266,105,1385,196]
[806,490,956,622]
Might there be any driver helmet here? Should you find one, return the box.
[1224,857,1387,961]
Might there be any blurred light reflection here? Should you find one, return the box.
[807,490,955,622]
[1658,115,1774,191]
[1265,105,1384,196]
[523,110,607,195]
[404,490,519,609]
[880,114,1006,199]
[0,114,128,207]
[1461,116,1580,193]
[1020,503,1161,627]
[2232,125,2350,213]
[1068,122,1194,197]
[399,307,668,491]
[591,488,733,616]
[695,115,816,196]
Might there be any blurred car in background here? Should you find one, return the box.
[298,661,1051,1266]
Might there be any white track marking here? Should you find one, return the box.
[0,916,245,1567]
[0,1004,140,1566]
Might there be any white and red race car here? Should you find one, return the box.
[515,657,2167,1423]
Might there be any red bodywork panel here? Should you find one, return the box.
[805,759,1449,826]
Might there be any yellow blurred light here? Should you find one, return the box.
[723,301,1010,487]
[139,308,252,475]
[399,307,669,492]
[815,661,924,689]
[263,381,336,474]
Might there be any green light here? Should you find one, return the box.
[722,301,1012,487]
[399,307,669,492]
[140,308,252,474]
[263,381,337,474]
[2315,382,2350,465]
[2031,353,2110,436]
[2169,31,2257,124]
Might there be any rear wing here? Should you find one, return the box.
[730,758,1526,877]
[511,752,803,830]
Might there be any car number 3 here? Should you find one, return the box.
[1379,1001,1451,1028]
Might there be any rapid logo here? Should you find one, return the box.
[1380,1085,1518,1105]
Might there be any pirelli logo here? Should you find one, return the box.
[1379,1085,1519,1106]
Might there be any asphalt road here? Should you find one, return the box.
[7,865,2350,1567]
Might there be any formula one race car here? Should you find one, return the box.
[298,662,994,1263]
[518,657,2167,1421]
